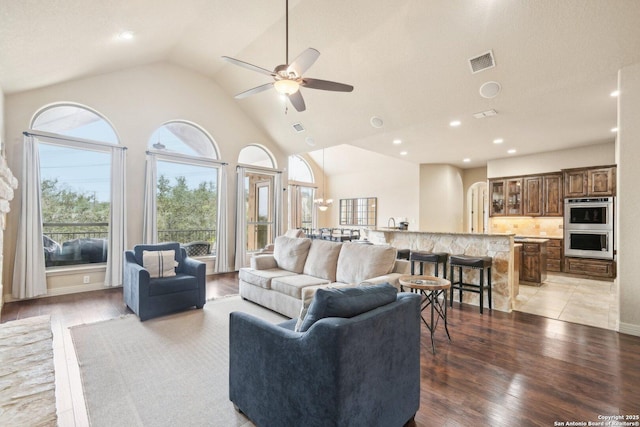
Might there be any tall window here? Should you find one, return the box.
[288,155,316,231]
[147,121,220,256]
[32,104,118,268]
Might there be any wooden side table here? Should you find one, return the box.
[399,275,452,354]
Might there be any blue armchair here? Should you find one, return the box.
[229,286,422,427]
[123,242,206,321]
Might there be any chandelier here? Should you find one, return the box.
[314,149,333,211]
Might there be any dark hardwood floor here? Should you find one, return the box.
[2,272,639,427]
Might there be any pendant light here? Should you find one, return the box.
[314,149,333,211]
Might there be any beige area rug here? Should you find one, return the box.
[0,315,57,427]
[70,296,287,427]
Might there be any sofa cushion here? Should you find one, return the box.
[297,282,398,332]
[271,275,331,299]
[295,282,355,331]
[273,236,312,273]
[336,243,397,284]
[239,268,297,290]
[303,239,342,282]
[148,273,198,296]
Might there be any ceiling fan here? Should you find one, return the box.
[221,0,354,112]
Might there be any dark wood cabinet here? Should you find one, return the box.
[564,257,616,278]
[546,238,563,272]
[490,180,506,216]
[523,176,543,216]
[543,174,563,216]
[521,241,547,284]
[563,165,616,197]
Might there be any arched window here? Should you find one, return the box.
[15,102,126,298]
[144,121,223,259]
[238,144,276,168]
[235,145,281,268]
[31,104,120,269]
[288,155,316,231]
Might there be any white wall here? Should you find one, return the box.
[0,82,4,146]
[487,141,615,178]
[319,145,420,230]
[617,62,640,336]
[419,164,463,232]
[3,62,286,295]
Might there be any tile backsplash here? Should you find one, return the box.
[489,217,563,237]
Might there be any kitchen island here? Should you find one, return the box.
[365,229,516,312]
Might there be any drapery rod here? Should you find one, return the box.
[236,164,282,174]
[23,130,127,150]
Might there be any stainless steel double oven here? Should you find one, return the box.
[564,197,614,259]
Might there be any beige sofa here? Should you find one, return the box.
[239,236,409,318]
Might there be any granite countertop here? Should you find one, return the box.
[370,228,511,237]
[515,234,563,239]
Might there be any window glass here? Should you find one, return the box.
[32,104,118,143]
[156,160,218,253]
[238,145,275,168]
[32,104,116,268]
[288,155,314,183]
[149,121,218,159]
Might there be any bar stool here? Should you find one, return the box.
[396,249,411,260]
[410,251,449,278]
[449,255,493,314]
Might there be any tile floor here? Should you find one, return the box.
[514,273,618,330]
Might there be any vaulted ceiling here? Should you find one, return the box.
[2,0,639,168]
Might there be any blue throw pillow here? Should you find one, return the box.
[298,282,398,332]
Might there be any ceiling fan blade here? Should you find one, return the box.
[221,56,275,77]
[302,78,354,92]
[234,82,274,99]
[287,91,306,112]
[287,48,320,77]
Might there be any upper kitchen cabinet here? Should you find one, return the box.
[563,165,616,197]
[543,173,563,216]
[523,176,543,216]
[506,178,523,215]
[490,179,506,216]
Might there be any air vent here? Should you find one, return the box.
[292,122,305,133]
[469,50,496,74]
[473,109,498,119]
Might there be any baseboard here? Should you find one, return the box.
[618,322,640,337]
[3,282,121,303]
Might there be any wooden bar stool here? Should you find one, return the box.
[410,251,449,278]
[449,255,493,314]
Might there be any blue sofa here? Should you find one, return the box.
[229,286,421,427]
[123,242,206,321]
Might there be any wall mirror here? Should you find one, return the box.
[339,197,377,226]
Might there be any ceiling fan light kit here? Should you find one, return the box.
[222,0,353,112]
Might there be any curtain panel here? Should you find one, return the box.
[104,146,127,287]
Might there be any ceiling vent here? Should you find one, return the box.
[473,109,498,119]
[469,50,496,74]
[292,122,305,133]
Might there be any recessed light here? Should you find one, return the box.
[507,149,517,154]
[118,30,135,40]
[305,137,315,146]
[463,158,471,163]
[449,120,461,127]
[493,138,504,144]
[400,151,408,156]
[610,90,620,97]
[393,139,402,145]
[611,127,618,133]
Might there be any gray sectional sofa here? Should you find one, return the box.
[239,235,409,318]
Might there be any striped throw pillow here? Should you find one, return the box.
[142,250,178,279]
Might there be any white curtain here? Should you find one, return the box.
[12,134,47,299]
[215,165,229,272]
[274,172,283,238]
[142,154,158,244]
[234,167,247,270]
[104,147,127,287]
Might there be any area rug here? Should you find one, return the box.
[0,315,57,426]
[70,296,286,427]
